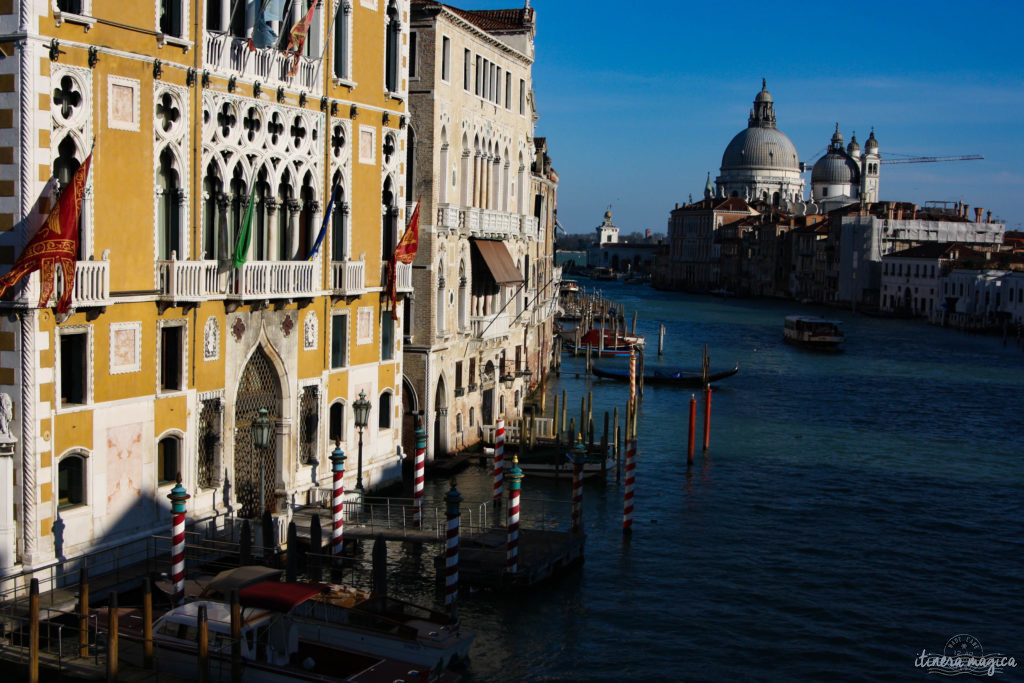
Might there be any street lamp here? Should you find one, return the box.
[352,390,372,492]
[251,408,273,515]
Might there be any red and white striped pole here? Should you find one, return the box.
[330,441,347,557]
[622,439,636,535]
[443,480,462,617]
[493,417,505,507]
[506,456,524,573]
[413,425,426,529]
[570,442,586,535]
[167,474,190,606]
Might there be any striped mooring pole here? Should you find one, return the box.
[413,425,426,529]
[167,474,190,606]
[622,439,637,534]
[444,480,462,617]
[330,441,347,557]
[506,456,524,573]
[570,441,586,534]
[493,417,505,506]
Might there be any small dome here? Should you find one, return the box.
[721,126,800,172]
[812,151,860,186]
[847,133,860,156]
[865,130,879,153]
[754,78,772,103]
[604,210,612,220]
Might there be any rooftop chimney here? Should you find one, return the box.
[986,210,992,223]
[974,207,983,222]
[963,204,969,219]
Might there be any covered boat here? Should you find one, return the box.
[783,315,845,351]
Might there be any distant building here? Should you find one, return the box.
[585,210,660,274]
[658,196,756,291]
[810,125,881,212]
[880,243,988,320]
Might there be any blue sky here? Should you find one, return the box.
[466,0,1024,234]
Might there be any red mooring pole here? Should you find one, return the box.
[702,385,712,452]
[687,394,696,466]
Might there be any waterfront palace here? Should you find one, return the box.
[0,1,557,580]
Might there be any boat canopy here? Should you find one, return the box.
[240,580,328,612]
[201,566,283,598]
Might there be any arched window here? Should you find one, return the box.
[458,261,468,331]
[329,401,346,442]
[384,1,400,92]
[469,406,475,427]
[405,126,416,199]
[158,435,181,486]
[382,176,397,258]
[499,395,505,415]
[277,171,293,261]
[298,172,315,261]
[330,172,348,261]
[378,391,392,429]
[436,264,446,334]
[157,148,182,261]
[203,163,225,261]
[334,1,351,80]
[229,166,248,262]
[439,129,449,204]
[455,412,462,433]
[58,454,86,509]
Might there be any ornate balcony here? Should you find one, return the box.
[157,254,223,303]
[395,262,413,293]
[522,216,540,241]
[436,204,461,232]
[227,261,318,300]
[203,32,321,95]
[331,260,366,296]
[29,253,112,309]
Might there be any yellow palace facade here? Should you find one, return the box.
[0,0,413,574]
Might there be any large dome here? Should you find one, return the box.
[811,152,860,185]
[720,126,801,172]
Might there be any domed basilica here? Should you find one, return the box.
[713,81,880,214]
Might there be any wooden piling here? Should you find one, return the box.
[143,578,153,669]
[586,343,592,374]
[231,591,242,683]
[198,603,210,683]
[286,521,298,582]
[615,423,622,482]
[579,397,585,441]
[703,385,712,452]
[632,310,638,335]
[107,591,119,682]
[658,324,665,356]
[553,393,560,443]
[29,578,39,683]
[601,412,610,471]
[78,566,90,658]
[599,315,605,355]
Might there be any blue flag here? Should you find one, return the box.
[307,175,341,261]
[249,0,286,49]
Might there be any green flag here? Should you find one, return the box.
[233,182,258,268]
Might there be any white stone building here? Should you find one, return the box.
[880,243,986,320]
[405,2,552,458]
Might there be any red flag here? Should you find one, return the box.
[0,152,92,314]
[285,0,319,78]
[388,200,420,320]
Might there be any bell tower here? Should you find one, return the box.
[861,129,880,203]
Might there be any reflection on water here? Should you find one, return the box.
[386,284,1024,680]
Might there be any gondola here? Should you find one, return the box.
[592,362,739,387]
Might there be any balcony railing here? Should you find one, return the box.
[203,32,321,94]
[28,254,112,309]
[331,260,366,296]
[470,311,509,340]
[395,262,412,293]
[522,216,540,241]
[157,255,222,302]
[227,260,318,300]
[437,204,461,231]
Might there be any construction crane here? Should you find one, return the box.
[881,154,983,165]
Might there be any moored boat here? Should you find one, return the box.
[783,315,845,351]
[152,593,453,682]
[592,362,739,387]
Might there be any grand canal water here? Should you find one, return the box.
[396,282,1024,681]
